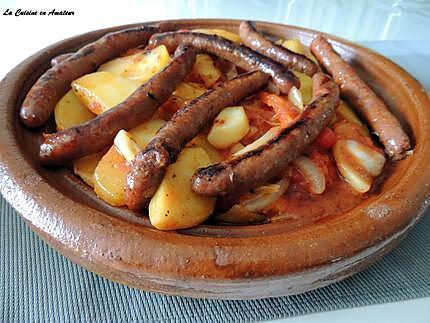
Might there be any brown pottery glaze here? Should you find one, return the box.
[0,19,430,299]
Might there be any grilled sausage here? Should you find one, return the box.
[238,21,318,76]
[39,45,197,166]
[20,25,159,128]
[126,71,269,210]
[191,73,339,208]
[147,31,299,94]
[50,53,73,66]
[310,35,411,160]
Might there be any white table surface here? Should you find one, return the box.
[1,1,429,322]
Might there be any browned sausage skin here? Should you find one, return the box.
[191,73,339,207]
[238,21,318,76]
[50,53,73,67]
[126,71,269,210]
[20,25,159,128]
[39,45,197,166]
[311,35,411,160]
[147,31,299,94]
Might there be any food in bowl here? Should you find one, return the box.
[19,21,411,231]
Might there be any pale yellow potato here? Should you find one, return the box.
[187,135,223,164]
[93,146,129,206]
[54,90,95,130]
[114,130,141,162]
[173,82,206,101]
[193,28,241,43]
[98,45,171,84]
[281,39,306,55]
[207,106,250,149]
[73,152,104,187]
[128,118,165,148]
[72,71,140,114]
[281,38,318,63]
[149,147,216,230]
[336,100,369,136]
[192,54,222,88]
[293,71,313,104]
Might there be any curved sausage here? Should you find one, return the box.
[39,45,197,166]
[191,73,339,208]
[238,21,318,76]
[20,25,159,128]
[310,35,411,160]
[126,71,269,210]
[50,53,73,66]
[147,31,299,94]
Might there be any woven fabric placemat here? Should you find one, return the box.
[1,195,429,322]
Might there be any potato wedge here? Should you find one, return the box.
[72,71,140,114]
[187,135,223,164]
[336,100,369,136]
[148,147,216,230]
[193,28,241,43]
[192,54,222,88]
[98,45,171,84]
[293,71,313,105]
[173,82,206,101]
[128,118,165,148]
[114,130,140,162]
[207,106,250,149]
[93,146,129,206]
[281,38,318,63]
[73,152,104,187]
[54,90,95,130]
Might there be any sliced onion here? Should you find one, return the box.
[332,139,385,193]
[344,140,386,176]
[293,156,326,194]
[242,178,289,212]
[288,86,304,111]
[233,126,281,157]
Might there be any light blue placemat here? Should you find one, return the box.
[1,195,429,322]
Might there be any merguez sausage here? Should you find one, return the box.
[147,31,299,94]
[39,45,197,166]
[50,53,73,67]
[191,73,339,207]
[126,71,269,210]
[238,21,318,76]
[20,25,159,128]
[310,35,411,160]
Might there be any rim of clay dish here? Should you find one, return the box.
[0,19,429,299]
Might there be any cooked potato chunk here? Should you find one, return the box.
[72,71,140,114]
[281,39,306,55]
[193,28,241,43]
[128,118,165,148]
[98,45,171,84]
[293,71,313,105]
[73,152,104,187]
[187,135,222,164]
[336,101,369,136]
[333,139,386,193]
[192,54,222,88]
[54,90,95,130]
[114,130,140,162]
[281,38,318,63]
[93,146,129,206]
[207,106,250,149]
[173,82,206,101]
[148,147,216,230]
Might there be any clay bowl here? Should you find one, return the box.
[1,19,430,300]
